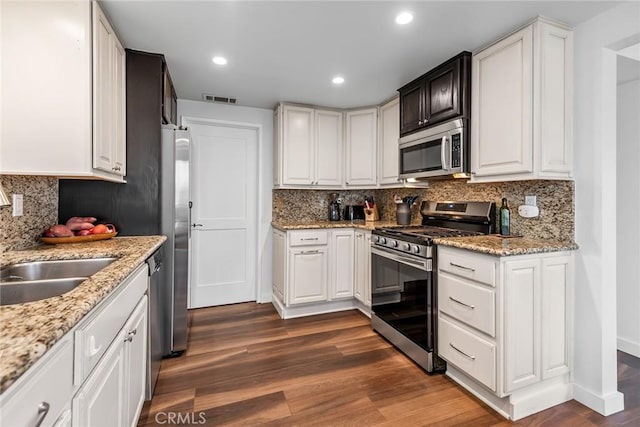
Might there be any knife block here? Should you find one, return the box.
[364,206,379,222]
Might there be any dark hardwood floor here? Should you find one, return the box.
[138,303,640,426]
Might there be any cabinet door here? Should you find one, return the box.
[330,230,354,299]
[272,229,286,302]
[504,258,540,393]
[378,98,401,186]
[112,37,126,176]
[73,329,126,427]
[425,58,460,125]
[364,232,372,307]
[354,230,371,306]
[399,80,424,136]
[93,2,115,174]
[282,106,315,185]
[541,255,572,380]
[288,247,328,305]
[345,108,377,186]
[315,109,343,186]
[124,297,147,427]
[471,25,533,177]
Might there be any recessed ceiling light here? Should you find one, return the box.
[395,12,413,25]
[332,76,345,85]
[212,56,227,65]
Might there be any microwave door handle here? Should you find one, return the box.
[441,136,449,170]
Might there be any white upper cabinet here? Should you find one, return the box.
[281,105,315,185]
[0,1,126,182]
[315,109,344,186]
[471,17,573,182]
[378,98,401,186]
[345,108,378,187]
[93,3,126,177]
[276,104,342,187]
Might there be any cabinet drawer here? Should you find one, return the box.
[438,273,495,336]
[438,248,497,287]
[289,230,328,247]
[74,264,147,384]
[1,335,73,427]
[438,316,496,392]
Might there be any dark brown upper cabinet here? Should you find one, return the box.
[162,63,177,125]
[398,51,471,136]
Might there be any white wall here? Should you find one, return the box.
[177,99,274,303]
[573,1,640,415]
[616,77,640,357]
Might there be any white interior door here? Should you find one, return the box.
[189,122,258,308]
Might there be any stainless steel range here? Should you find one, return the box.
[371,201,495,373]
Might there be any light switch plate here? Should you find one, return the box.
[524,195,537,206]
[12,194,23,217]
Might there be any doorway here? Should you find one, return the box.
[186,119,259,308]
[616,46,640,359]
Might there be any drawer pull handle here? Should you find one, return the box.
[300,250,319,254]
[34,402,50,427]
[449,296,475,309]
[450,262,475,272]
[449,342,476,360]
[88,336,103,357]
[301,237,319,241]
[125,335,133,343]
[129,328,137,336]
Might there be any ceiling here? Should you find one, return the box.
[102,1,620,110]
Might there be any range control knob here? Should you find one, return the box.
[373,236,380,243]
[379,237,387,244]
[412,245,421,254]
[390,240,398,247]
[403,243,411,251]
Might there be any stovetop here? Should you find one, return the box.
[375,225,484,240]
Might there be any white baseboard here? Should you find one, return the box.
[573,384,625,416]
[617,337,640,358]
[270,296,359,319]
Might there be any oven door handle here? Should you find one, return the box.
[371,246,429,271]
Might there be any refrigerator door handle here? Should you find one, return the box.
[188,201,193,238]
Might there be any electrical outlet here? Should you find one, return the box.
[12,194,23,217]
[524,195,537,206]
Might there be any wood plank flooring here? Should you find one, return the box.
[138,303,640,426]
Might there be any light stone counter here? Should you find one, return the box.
[434,235,578,256]
[0,236,166,393]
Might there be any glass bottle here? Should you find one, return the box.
[500,198,510,236]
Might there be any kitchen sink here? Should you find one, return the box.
[0,257,117,283]
[0,277,88,306]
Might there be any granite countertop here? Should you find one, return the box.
[0,236,166,393]
[434,235,578,256]
[271,219,402,231]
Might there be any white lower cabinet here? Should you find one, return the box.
[0,262,150,427]
[74,296,147,427]
[330,229,355,300]
[289,246,329,304]
[273,228,369,318]
[437,246,573,420]
[354,230,372,308]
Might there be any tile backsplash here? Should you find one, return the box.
[273,179,575,242]
[0,176,58,253]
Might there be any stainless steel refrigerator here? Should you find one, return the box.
[160,125,190,358]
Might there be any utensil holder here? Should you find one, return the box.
[396,203,411,225]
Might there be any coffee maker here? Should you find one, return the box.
[328,193,341,221]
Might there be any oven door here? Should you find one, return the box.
[370,246,434,351]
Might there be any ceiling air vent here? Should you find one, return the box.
[202,94,237,104]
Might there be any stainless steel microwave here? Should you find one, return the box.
[398,118,469,180]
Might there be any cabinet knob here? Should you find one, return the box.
[34,402,50,427]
